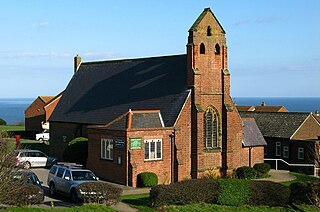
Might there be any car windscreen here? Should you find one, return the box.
[71,171,97,181]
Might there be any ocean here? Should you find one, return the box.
[0,97,319,125]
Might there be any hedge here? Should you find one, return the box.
[150,179,291,208]
[253,163,271,178]
[150,179,219,207]
[137,172,158,187]
[76,182,122,205]
[63,137,88,165]
[2,184,44,205]
[248,180,290,206]
[236,166,257,179]
[289,181,320,207]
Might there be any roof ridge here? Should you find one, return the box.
[81,54,186,65]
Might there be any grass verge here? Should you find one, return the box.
[280,172,320,187]
[2,204,116,212]
[120,193,154,211]
[0,125,25,131]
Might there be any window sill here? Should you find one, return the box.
[101,158,113,161]
[204,147,221,153]
[144,158,162,162]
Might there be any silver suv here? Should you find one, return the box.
[47,163,99,202]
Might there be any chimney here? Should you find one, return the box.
[74,55,81,73]
[261,102,266,106]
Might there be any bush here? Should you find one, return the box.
[0,118,7,126]
[137,172,158,187]
[248,180,290,206]
[253,163,271,178]
[289,181,320,207]
[76,182,122,205]
[217,179,250,206]
[3,184,44,205]
[236,166,257,179]
[150,179,219,207]
[63,137,88,165]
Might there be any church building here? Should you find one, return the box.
[49,8,266,186]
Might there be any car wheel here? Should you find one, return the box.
[38,138,43,143]
[23,161,31,169]
[49,183,56,196]
[70,189,80,203]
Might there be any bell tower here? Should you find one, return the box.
[187,8,243,178]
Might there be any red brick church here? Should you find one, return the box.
[49,8,266,186]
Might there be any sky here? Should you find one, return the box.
[0,0,319,98]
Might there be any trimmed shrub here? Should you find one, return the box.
[289,181,320,207]
[63,137,88,165]
[217,179,250,206]
[76,182,122,205]
[150,179,219,207]
[236,166,257,179]
[137,172,158,187]
[3,184,44,205]
[248,180,290,206]
[0,118,7,126]
[253,163,271,178]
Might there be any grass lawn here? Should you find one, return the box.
[280,172,320,187]
[0,125,25,131]
[2,204,116,212]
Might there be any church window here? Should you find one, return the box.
[204,106,219,149]
[215,44,220,55]
[200,43,205,54]
[207,26,212,36]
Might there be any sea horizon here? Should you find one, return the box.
[0,97,319,125]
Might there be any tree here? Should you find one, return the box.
[0,118,6,125]
[0,139,26,204]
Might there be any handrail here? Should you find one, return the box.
[264,158,317,176]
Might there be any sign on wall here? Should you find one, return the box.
[130,138,142,150]
[115,138,125,149]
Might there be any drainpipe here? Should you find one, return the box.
[169,132,175,184]
[249,147,252,167]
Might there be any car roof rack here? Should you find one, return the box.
[56,162,83,168]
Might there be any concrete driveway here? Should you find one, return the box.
[31,168,77,208]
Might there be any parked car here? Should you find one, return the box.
[47,163,99,202]
[11,169,44,204]
[36,130,50,141]
[15,149,58,169]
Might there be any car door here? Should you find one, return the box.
[55,167,66,193]
[34,151,48,167]
[27,152,37,167]
[60,169,73,194]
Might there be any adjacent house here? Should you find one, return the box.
[237,102,288,112]
[25,95,62,132]
[49,8,266,186]
[240,111,320,175]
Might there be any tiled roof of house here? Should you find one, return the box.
[239,111,309,138]
[314,114,320,124]
[254,106,288,112]
[242,119,267,147]
[236,106,255,112]
[39,96,55,104]
[50,54,190,127]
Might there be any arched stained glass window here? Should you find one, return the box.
[204,106,219,149]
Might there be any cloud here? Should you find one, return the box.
[0,51,120,60]
[32,22,49,29]
[0,51,70,59]
[234,19,252,26]
[255,17,281,24]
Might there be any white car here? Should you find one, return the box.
[36,130,50,141]
[15,149,58,169]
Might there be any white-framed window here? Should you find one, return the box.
[298,147,304,160]
[144,139,162,161]
[101,138,113,160]
[283,146,289,158]
[276,142,281,156]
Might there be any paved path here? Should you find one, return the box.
[256,169,296,182]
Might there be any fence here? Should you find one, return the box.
[264,158,317,176]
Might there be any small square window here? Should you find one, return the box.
[298,147,304,160]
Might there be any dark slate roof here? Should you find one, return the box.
[239,112,310,138]
[242,119,267,147]
[50,55,189,127]
[131,112,163,129]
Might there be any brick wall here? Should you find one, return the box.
[292,115,320,140]
[25,97,46,132]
